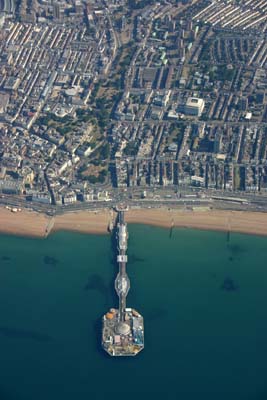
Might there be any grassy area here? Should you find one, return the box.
[234,166,241,190]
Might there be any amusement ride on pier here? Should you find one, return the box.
[101,205,144,356]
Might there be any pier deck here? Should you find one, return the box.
[101,209,144,356]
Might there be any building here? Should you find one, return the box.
[0,179,23,194]
[32,192,52,204]
[184,97,205,117]
[82,190,94,202]
[63,191,77,205]
[0,92,9,114]
[191,175,205,187]
[53,2,62,21]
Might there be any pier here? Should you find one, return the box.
[101,207,144,356]
[115,209,130,322]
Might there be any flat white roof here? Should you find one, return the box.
[186,97,205,107]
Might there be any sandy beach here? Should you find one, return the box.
[0,207,50,237]
[53,209,112,235]
[0,207,112,238]
[1,206,267,238]
[126,208,267,236]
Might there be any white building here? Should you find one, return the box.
[184,97,205,117]
[63,191,77,205]
[191,175,205,187]
[83,190,94,202]
[32,192,52,204]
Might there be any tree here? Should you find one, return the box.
[100,143,110,159]
[124,141,138,156]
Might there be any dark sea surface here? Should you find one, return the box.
[0,225,267,400]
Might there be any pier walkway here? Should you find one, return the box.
[101,206,144,356]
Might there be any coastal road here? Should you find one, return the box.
[2,189,267,216]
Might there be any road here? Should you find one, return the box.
[2,195,267,214]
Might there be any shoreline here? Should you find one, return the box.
[1,206,267,238]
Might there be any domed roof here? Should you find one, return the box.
[115,322,130,335]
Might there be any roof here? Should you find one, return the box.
[115,322,130,335]
[186,97,204,107]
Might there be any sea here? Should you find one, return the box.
[0,225,267,400]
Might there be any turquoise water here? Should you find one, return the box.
[0,226,267,399]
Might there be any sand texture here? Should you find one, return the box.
[0,206,266,238]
